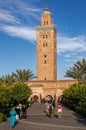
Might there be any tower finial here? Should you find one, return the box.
[45,6,49,11]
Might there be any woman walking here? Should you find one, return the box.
[10,108,17,128]
[57,103,62,118]
[48,103,53,118]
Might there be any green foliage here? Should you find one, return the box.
[0,112,4,123]
[0,68,35,109]
[2,74,15,86]
[64,58,86,116]
[12,82,32,103]
[77,84,86,103]
[0,68,35,107]
[0,82,12,105]
[63,83,86,106]
[29,100,34,105]
[1,69,36,86]
[65,66,82,81]
[63,84,78,100]
[63,83,86,117]
[75,106,86,117]
[65,58,86,84]
[12,69,36,82]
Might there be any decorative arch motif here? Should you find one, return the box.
[45,95,53,101]
[30,92,40,103]
[43,90,54,100]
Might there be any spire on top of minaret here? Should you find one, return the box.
[43,6,51,16]
[45,6,49,11]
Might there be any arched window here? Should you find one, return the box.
[46,35,48,39]
[43,43,45,47]
[44,60,46,64]
[43,35,45,39]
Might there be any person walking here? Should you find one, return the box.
[22,105,27,119]
[19,103,22,119]
[45,100,49,115]
[57,103,62,118]
[10,108,17,128]
[52,100,55,115]
[15,104,20,120]
[48,103,53,118]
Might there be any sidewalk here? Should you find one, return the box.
[25,103,86,129]
[0,103,86,130]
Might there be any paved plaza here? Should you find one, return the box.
[0,103,86,130]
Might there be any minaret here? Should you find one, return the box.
[36,7,57,80]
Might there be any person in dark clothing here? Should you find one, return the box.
[15,105,20,120]
[48,103,53,118]
[52,100,55,115]
[22,105,27,119]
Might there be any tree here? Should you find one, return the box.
[63,84,79,101]
[65,58,86,84]
[77,85,86,104]
[12,69,36,82]
[65,66,81,83]
[2,74,15,86]
[63,83,86,107]
[12,82,32,103]
[0,82,12,106]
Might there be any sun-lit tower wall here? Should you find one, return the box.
[36,7,57,81]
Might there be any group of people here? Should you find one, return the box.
[10,104,27,128]
[15,104,27,120]
[10,100,62,127]
[45,99,62,118]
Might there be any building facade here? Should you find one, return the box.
[27,8,76,102]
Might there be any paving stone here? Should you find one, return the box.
[0,103,86,130]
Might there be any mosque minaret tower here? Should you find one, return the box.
[36,7,57,81]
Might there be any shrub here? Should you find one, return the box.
[0,112,4,123]
[28,100,34,106]
[75,106,86,117]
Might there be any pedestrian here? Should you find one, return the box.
[10,107,17,128]
[48,103,53,118]
[15,104,20,120]
[19,103,22,119]
[22,105,27,119]
[45,100,49,115]
[52,100,55,115]
[57,103,62,118]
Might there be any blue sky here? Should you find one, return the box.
[0,0,86,80]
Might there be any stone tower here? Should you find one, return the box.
[36,7,57,81]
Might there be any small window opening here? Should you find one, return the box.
[44,55,46,57]
[44,77,46,80]
[46,35,48,39]
[44,60,46,64]
[43,35,45,39]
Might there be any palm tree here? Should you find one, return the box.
[65,58,86,84]
[12,69,36,82]
[2,74,15,86]
[65,66,82,83]
[74,58,86,84]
